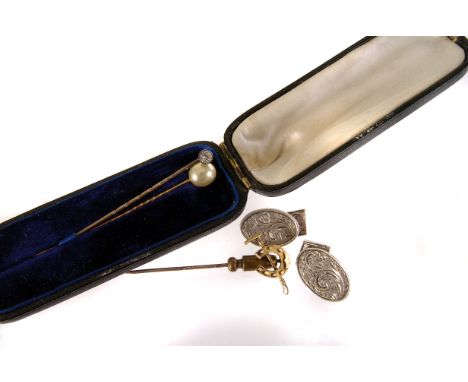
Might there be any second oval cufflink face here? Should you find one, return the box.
[240,209,306,247]
[296,241,349,302]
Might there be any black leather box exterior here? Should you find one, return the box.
[224,37,468,196]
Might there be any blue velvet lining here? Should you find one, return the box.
[0,143,242,316]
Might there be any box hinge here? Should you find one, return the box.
[219,142,251,190]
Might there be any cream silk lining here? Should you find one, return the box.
[232,37,465,185]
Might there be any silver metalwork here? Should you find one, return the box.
[296,241,349,301]
[287,209,307,236]
[240,209,299,246]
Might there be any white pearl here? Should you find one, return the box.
[189,163,217,187]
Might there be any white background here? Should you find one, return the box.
[0,0,467,380]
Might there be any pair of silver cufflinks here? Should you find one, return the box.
[240,209,349,302]
[130,208,349,302]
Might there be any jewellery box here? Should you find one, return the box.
[1,36,467,322]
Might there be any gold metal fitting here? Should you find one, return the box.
[254,245,290,295]
[128,233,290,294]
[227,255,277,272]
[243,234,290,294]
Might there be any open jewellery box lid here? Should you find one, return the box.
[222,36,468,196]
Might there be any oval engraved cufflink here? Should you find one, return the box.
[240,208,306,246]
[296,241,349,302]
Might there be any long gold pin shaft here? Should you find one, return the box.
[127,255,278,274]
[90,179,190,233]
[76,160,197,236]
[29,159,200,259]
[127,262,229,274]
[2,150,216,272]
